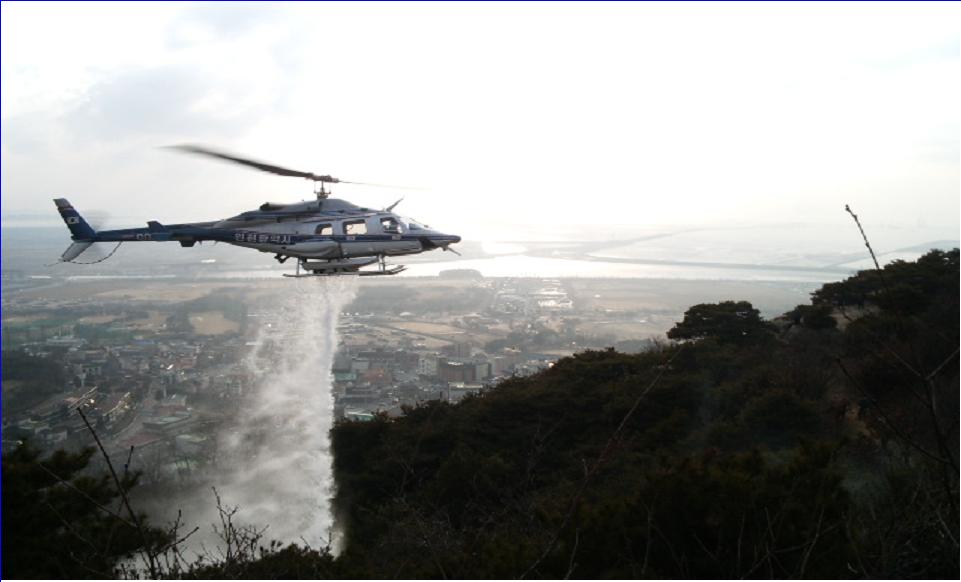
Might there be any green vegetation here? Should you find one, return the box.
[667,299,776,344]
[2,250,956,578]
[1,444,169,579]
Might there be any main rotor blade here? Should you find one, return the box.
[167,144,341,183]
[343,181,425,190]
[166,144,422,190]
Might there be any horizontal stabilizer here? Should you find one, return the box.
[61,242,93,262]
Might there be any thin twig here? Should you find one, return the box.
[836,304,929,406]
[77,407,158,578]
[797,506,825,577]
[641,501,655,578]
[105,445,138,559]
[926,347,960,382]
[156,525,201,556]
[736,512,746,578]
[835,361,948,466]
[563,527,580,579]
[33,461,135,528]
[844,205,885,279]
[43,499,101,554]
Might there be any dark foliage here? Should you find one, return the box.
[184,544,339,579]
[325,250,958,579]
[813,248,958,312]
[667,300,776,345]
[787,303,838,330]
[1,443,168,579]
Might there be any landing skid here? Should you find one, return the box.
[282,257,406,278]
[360,265,406,277]
[282,266,406,278]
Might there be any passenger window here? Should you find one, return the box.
[345,220,367,235]
[315,224,333,235]
[381,217,402,234]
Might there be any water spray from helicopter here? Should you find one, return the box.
[174,277,358,556]
[216,277,357,549]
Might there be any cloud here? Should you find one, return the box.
[64,66,252,143]
[2,112,59,157]
[166,2,285,48]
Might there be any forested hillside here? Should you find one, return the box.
[330,249,958,579]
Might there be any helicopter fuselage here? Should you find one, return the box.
[55,197,460,275]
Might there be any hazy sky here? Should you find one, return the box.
[2,1,958,241]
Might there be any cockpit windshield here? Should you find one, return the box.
[403,217,428,231]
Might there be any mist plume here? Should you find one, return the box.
[201,278,357,551]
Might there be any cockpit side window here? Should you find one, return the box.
[381,217,402,234]
[315,224,333,235]
[344,220,367,235]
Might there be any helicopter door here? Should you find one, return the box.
[340,219,375,257]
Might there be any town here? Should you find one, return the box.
[1,270,811,489]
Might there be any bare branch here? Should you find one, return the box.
[563,527,580,580]
[77,407,158,577]
[33,461,135,528]
[797,506,825,577]
[844,205,886,280]
[927,347,960,382]
[835,358,949,465]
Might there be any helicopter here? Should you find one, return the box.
[54,145,461,277]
